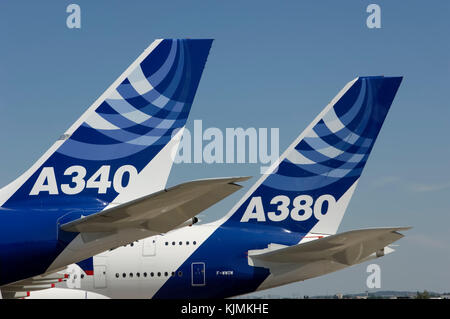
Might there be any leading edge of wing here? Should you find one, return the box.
[60,176,251,234]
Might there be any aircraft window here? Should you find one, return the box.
[179,241,182,245]
[81,274,84,279]
[157,272,161,277]
[129,273,133,278]
[151,272,154,277]
[122,273,126,278]
[193,241,197,245]
[130,243,134,247]
[143,272,147,277]
[171,272,175,277]
[172,241,175,245]
[164,272,168,277]
[137,273,140,277]
[178,271,183,277]
[165,242,168,246]
[116,273,119,278]
[186,241,189,245]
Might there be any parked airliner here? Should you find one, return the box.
[27,76,408,299]
[0,39,251,297]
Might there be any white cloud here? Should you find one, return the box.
[407,182,450,193]
[369,176,450,193]
[403,233,449,250]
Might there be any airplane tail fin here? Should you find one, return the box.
[0,39,213,210]
[225,76,402,235]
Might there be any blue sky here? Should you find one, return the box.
[0,1,449,296]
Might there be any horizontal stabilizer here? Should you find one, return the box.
[249,227,411,266]
[60,176,250,233]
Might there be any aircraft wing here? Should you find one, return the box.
[248,227,411,266]
[60,176,251,234]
